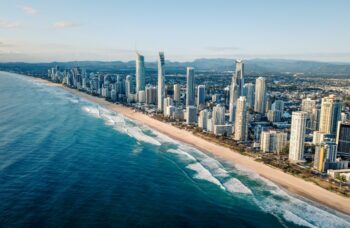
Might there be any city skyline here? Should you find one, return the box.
[1,0,350,62]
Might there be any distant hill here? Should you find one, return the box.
[1,59,350,76]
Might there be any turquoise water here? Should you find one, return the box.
[0,71,349,227]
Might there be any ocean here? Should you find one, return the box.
[0,71,349,227]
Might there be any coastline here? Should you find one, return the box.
[31,77,350,216]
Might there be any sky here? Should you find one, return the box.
[1,0,350,62]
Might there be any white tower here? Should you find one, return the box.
[254,77,266,114]
[136,53,145,93]
[157,52,165,111]
[289,111,308,162]
[234,96,248,141]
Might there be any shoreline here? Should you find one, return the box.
[30,76,350,216]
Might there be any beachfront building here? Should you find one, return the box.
[186,105,197,125]
[136,53,146,94]
[254,77,266,114]
[197,85,206,110]
[234,96,248,141]
[163,97,174,116]
[229,60,244,122]
[125,75,134,103]
[212,104,225,126]
[186,67,195,107]
[145,85,157,105]
[313,142,338,172]
[198,109,209,130]
[157,52,165,111]
[289,111,308,162]
[260,130,288,154]
[214,125,233,136]
[319,95,342,135]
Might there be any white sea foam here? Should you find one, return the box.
[126,127,161,146]
[200,157,229,177]
[167,149,197,162]
[282,211,317,228]
[82,106,100,118]
[186,163,225,190]
[81,105,161,146]
[223,178,252,194]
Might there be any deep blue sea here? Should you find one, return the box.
[0,72,349,227]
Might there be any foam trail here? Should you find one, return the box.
[223,178,252,194]
[126,127,161,146]
[167,149,197,162]
[282,211,317,228]
[186,163,225,190]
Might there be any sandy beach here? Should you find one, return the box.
[32,77,350,215]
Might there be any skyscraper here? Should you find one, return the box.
[173,84,180,103]
[229,60,244,122]
[186,106,197,125]
[243,83,255,109]
[136,53,145,93]
[289,111,308,162]
[186,67,195,107]
[336,121,350,159]
[198,109,209,130]
[197,85,206,109]
[125,75,133,102]
[301,97,317,129]
[260,130,288,154]
[234,96,248,141]
[212,104,225,126]
[319,95,342,135]
[157,52,165,111]
[314,142,338,172]
[145,85,157,105]
[254,77,266,114]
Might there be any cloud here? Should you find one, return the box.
[53,21,81,29]
[0,20,22,29]
[0,41,14,47]
[20,6,38,16]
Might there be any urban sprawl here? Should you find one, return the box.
[46,52,350,195]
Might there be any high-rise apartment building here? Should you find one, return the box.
[229,60,244,122]
[136,53,145,93]
[186,67,195,107]
[157,52,165,111]
[197,85,206,109]
[254,77,266,114]
[289,111,308,162]
[319,95,342,135]
[234,96,248,141]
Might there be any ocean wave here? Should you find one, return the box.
[223,178,252,194]
[186,163,225,190]
[81,105,161,146]
[167,148,197,162]
[125,127,161,146]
